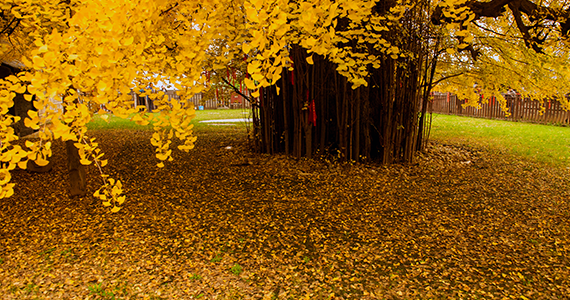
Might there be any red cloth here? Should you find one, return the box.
[309,99,316,126]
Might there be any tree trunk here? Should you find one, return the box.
[66,140,86,196]
[252,1,434,164]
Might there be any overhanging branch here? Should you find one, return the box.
[432,0,570,54]
[220,77,256,105]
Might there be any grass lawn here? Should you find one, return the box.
[88,110,570,168]
[87,108,252,132]
[429,113,570,168]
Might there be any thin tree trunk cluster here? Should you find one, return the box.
[253,1,436,164]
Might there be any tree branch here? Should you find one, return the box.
[220,76,255,105]
[430,72,464,87]
[160,3,179,16]
[1,17,20,36]
[432,0,570,53]
[431,0,512,25]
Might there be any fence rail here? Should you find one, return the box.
[430,93,570,125]
[131,90,252,111]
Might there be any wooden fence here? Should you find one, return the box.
[430,92,570,125]
[132,90,251,110]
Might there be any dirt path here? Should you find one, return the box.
[1,129,569,299]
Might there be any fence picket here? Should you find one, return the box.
[430,93,569,125]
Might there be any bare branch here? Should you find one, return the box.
[431,72,464,87]
[220,77,255,104]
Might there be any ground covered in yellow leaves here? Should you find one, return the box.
[1,129,569,299]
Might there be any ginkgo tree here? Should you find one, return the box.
[0,0,240,210]
[432,0,570,109]
[2,0,570,211]
[247,0,570,162]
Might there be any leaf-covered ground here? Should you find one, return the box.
[1,129,569,299]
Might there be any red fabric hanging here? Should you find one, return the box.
[446,92,450,103]
[290,71,295,86]
[309,99,317,126]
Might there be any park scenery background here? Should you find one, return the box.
[1,109,569,299]
[2,0,570,299]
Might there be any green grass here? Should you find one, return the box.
[87,110,570,167]
[87,108,252,132]
[210,253,223,263]
[87,281,129,300]
[429,113,570,167]
[229,264,243,276]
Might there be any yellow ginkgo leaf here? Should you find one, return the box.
[32,56,45,68]
[116,195,125,205]
[243,43,252,53]
[2,186,14,198]
[18,161,28,170]
[38,45,48,53]
[14,85,26,94]
[122,36,134,46]
[244,78,257,89]
[97,81,107,92]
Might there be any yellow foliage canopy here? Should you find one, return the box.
[432,0,570,110]
[0,0,414,210]
[2,0,569,210]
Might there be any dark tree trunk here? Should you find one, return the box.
[66,140,86,196]
[252,0,437,164]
